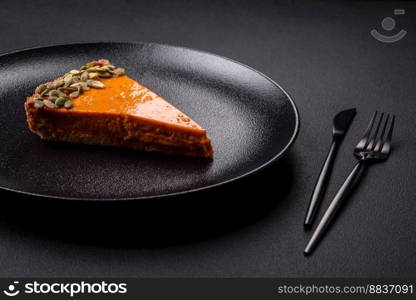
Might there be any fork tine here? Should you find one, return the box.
[356,111,377,150]
[381,115,395,154]
[374,114,390,152]
[386,115,395,142]
[366,112,384,151]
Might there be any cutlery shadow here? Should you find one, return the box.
[0,155,295,248]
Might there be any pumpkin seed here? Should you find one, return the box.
[43,99,56,108]
[69,91,80,98]
[54,80,64,87]
[48,90,59,97]
[63,75,72,83]
[69,69,81,75]
[69,82,79,87]
[80,83,87,90]
[86,62,96,68]
[40,88,50,97]
[101,65,112,72]
[71,76,81,83]
[59,86,77,92]
[33,99,44,108]
[113,68,125,76]
[81,71,89,81]
[64,100,73,108]
[55,97,66,107]
[86,66,104,72]
[86,80,105,89]
[88,72,100,79]
[57,90,67,97]
[70,82,86,88]
[48,96,58,103]
[38,84,47,93]
[99,71,112,78]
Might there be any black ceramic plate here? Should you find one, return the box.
[0,42,299,201]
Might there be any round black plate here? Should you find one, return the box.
[0,42,299,201]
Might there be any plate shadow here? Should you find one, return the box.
[0,155,295,248]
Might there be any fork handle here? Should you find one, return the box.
[304,139,340,227]
[304,160,367,255]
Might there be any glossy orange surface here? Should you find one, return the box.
[72,75,204,131]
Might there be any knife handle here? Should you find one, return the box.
[304,161,367,255]
[304,139,339,227]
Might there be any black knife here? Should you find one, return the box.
[304,108,356,227]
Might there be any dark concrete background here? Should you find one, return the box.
[0,0,415,277]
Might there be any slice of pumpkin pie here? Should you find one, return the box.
[24,59,213,158]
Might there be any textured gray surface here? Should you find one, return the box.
[0,0,415,277]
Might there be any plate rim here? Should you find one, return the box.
[0,41,300,202]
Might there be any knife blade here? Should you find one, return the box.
[333,108,357,136]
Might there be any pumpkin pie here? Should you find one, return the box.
[24,59,213,158]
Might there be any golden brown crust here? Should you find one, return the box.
[25,103,213,157]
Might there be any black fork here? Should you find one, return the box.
[304,112,396,255]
